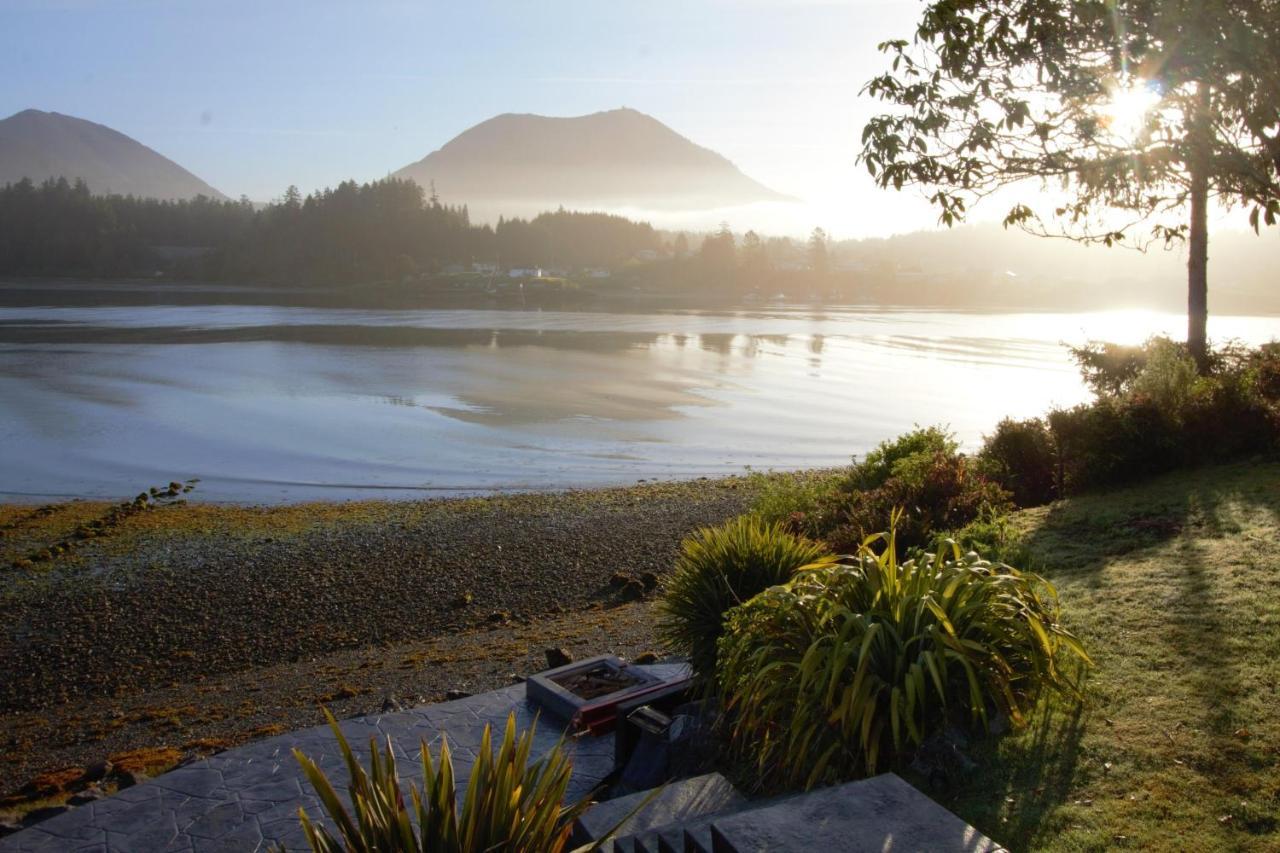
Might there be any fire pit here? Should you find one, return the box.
[526,655,689,735]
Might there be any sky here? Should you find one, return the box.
[1,0,949,237]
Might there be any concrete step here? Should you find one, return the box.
[703,773,1003,852]
[571,772,747,850]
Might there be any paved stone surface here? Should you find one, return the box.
[704,773,1004,852]
[573,772,745,846]
[0,664,686,852]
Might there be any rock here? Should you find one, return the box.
[609,572,632,588]
[0,818,23,837]
[83,760,113,783]
[545,647,574,668]
[620,579,646,601]
[22,805,71,826]
[451,591,474,608]
[633,651,660,665]
[487,610,509,623]
[114,770,149,790]
[444,689,471,701]
[68,786,107,806]
[640,571,661,591]
[379,696,403,713]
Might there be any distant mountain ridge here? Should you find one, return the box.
[394,108,791,212]
[0,109,226,201]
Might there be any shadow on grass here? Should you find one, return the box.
[916,674,1089,850]
[974,460,1280,845]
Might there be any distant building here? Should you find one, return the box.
[508,267,543,278]
[583,267,611,279]
[472,262,499,274]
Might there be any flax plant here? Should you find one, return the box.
[292,710,592,853]
[717,517,1089,791]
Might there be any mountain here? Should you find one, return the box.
[0,109,226,200]
[394,108,791,214]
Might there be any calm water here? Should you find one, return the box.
[1,294,1275,502]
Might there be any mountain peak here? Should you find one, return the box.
[0,109,226,201]
[394,108,789,214]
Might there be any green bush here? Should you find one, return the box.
[293,710,589,853]
[977,417,1057,507]
[1069,340,1150,397]
[1047,339,1280,493]
[715,529,1088,792]
[1251,342,1280,400]
[931,507,1029,566]
[746,469,847,539]
[843,426,959,492]
[658,516,834,684]
[827,450,1011,554]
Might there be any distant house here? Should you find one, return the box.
[508,267,543,278]
[472,262,499,274]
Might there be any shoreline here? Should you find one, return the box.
[0,475,759,796]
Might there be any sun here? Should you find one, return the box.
[1101,79,1163,145]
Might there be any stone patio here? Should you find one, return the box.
[1,660,1003,852]
[0,665,686,852]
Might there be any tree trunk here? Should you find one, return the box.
[1187,84,1212,373]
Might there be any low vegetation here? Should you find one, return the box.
[661,337,1278,849]
[294,711,590,853]
[750,426,1011,554]
[657,516,833,684]
[716,527,1087,791]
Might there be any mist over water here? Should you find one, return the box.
[1,296,1275,503]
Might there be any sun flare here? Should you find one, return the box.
[1102,79,1163,144]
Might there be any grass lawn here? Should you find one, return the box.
[933,460,1280,851]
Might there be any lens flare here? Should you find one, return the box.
[1102,79,1162,144]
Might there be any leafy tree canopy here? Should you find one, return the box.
[859,0,1280,366]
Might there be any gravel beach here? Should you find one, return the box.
[0,477,755,797]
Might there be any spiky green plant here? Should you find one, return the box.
[716,520,1089,792]
[292,710,591,853]
[657,516,835,684]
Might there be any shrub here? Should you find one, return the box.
[1250,342,1280,401]
[716,529,1088,792]
[843,426,959,492]
[932,507,1029,567]
[1048,395,1182,492]
[1130,337,1199,410]
[294,710,589,853]
[977,417,1057,507]
[827,451,1011,554]
[658,516,834,684]
[746,469,847,539]
[1068,340,1149,397]
[1047,339,1280,493]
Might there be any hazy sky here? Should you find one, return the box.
[2,1,952,236]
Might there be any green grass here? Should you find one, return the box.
[929,460,1280,851]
